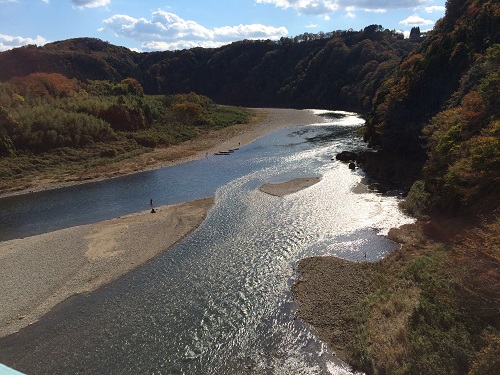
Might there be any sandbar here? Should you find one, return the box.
[0,197,213,338]
[0,108,323,338]
[259,177,321,197]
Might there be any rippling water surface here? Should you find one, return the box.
[0,111,414,374]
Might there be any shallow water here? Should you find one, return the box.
[0,111,414,374]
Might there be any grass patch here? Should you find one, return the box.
[404,247,478,374]
[203,105,252,129]
[0,139,146,191]
[347,258,420,374]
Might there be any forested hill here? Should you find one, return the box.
[363,0,499,216]
[0,27,419,112]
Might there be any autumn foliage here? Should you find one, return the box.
[8,73,77,100]
[0,75,249,156]
[363,0,499,215]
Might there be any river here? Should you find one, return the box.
[0,111,414,374]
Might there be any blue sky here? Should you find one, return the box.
[0,0,446,52]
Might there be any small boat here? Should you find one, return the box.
[214,148,238,155]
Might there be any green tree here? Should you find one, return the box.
[0,106,17,156]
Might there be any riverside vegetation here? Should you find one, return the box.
[0,77,251,193]
[335,1,499,373]
[0,0,499,373]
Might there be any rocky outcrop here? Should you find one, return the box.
[335,151,358,162]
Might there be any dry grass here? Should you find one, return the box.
[364,287,420,372]
[344,215,500,375]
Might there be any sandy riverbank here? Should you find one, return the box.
[113,108,322,175]
[0,108,322,339]
[0,198,214,338]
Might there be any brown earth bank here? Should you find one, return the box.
[0,108,322,198]
[293,218,500,374]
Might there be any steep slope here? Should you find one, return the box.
[363,0,499,202]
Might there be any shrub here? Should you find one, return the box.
[400,180,431,217]
[11,105,117,152]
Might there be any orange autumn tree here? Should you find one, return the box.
[7,73,77,100]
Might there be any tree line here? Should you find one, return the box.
[0,75,250,156]
[0,26,421,113]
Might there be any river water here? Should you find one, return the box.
[0,111,414,374]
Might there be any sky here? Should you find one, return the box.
[0,0,447,52]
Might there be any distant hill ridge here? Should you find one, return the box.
[0,29,420,112]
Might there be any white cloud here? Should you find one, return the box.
[141,40,225,51]
[399,15,434,26]
[255,0,339,15]
[214,24,288,41]
[425,5,445,13]
[0,34,48,51]
[255,0,432,15]
[364,8,387,13]
[72,0,110,9]
[103,10,288,51]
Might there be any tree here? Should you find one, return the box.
[409,27,421,40]
[0,106,17,156]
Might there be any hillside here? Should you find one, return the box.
[0,28,419,112]
[0,38,143,83]
[294,1,499,374]
[363,0,499,205]
[0,78,252,193]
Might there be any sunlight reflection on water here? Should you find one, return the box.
[0,111,414,374]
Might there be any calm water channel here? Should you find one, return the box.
[0,111,414,374]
